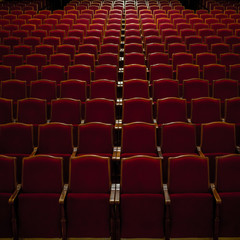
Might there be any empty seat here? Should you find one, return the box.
[121,122,159,158]
[160,122,199,182]
[0,155,18,238]
[34,122,74,181]
[215,154,240,237]
[116,155,165,238]
[85,98,115,125]
[153,79,179,102]
[150,64,173,83]
[0,122,33,181]
[166,155,219,238]
[76,122,114,158]
[17,155,66,238]
[200,122,238,182]
[66,155,114,238]
[90,80,116,100]
[124,64,147,81]
[123,79,149,99]
[122,98,153,124]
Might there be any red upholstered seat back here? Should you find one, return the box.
[216,154,240,192]
[22,155,63,193]
[121,156,162,193]
[0,155,16,193]
[168,155,210,193]
[69,155,110,193]
[201,122,236,153]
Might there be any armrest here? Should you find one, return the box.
[30,147,38,156]
[236,146,240,154]
[157,146,163,158]
[71,147,77,158]
[115,183,120,204]
[163,184,171,205]
[59,184,68,205]
[112,146,121,161]
[9,184,22,205]
[210,183,221,205]
[110,184,116,205]
[197,146,205,157]
[115,119,122,129]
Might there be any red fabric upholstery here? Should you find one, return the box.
[120,156,164,238]
[201,122,236,154]
[77,123,113,155]
[0,98,13,123]
[70,155,110,193]
[0,193,12,237]
[213,79,238,101]
[218,192,240,237]
[18,155,63,237]
[67,193,110,237]
[203,64,226,84]
[183,79,209,102]
[170,193,213,237]
[161,122,196,154]
[121,156,162,194]
[60,79,86,102]
[157,97,187,124]
[15,65,38,84]
[168,155,209,193]
[124,64,147,80]
[123,98,153,123]
[177,63,200,83]
[225,97,240,123]
[37,123,73,154]
[17,98,47,124]
[121,194,164,238]
[42,64,65,84]
[85,98,115,124]
[150,64,173,82]
[1,80,26,102]
[122,122,157,155]
[153,79,179,101]
[0,155,16,193]
[216,154,240,192]
[67,154,111,237]
[68,64,91,83]
[30,80,57,103]
[168,155,213,238]
[0,123,33,154]
[51,98,81,124]
[191,97,221,123]
[18,193,61,237]
[95,64,117,81]
[22,155,63,193]
[123,79,149,99]
[0,155,16,237]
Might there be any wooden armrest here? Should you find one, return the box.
[163,184,171,205]
[9,184,22,205]
[112,146,121,161]
[210,183,221,205]
[31,147,38,156]
[110,184,116,205]
[115,183,120,204]
[157,146,163,158]
[71,148,77,158]
[115,119,122,129]
[59,184,68,205]
[197,146,205,157]
[236,146,240,154]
